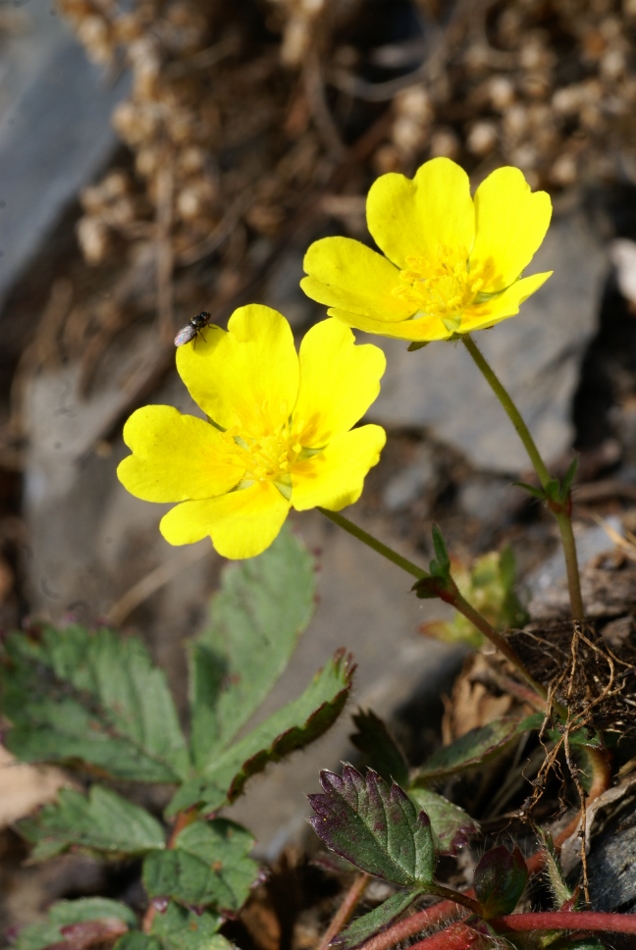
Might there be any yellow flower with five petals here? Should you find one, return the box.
[117,305,386,559]
[301,157,552,343]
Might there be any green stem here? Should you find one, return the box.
[451,585,548,702]
[319,509,551,707]
[462,334,584,622]
[554,510,585,622]
[317,508,426,580]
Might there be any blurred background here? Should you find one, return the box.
[2,0,636,931]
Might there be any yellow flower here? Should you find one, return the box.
[117,305,386,559]
[301,157,552,342]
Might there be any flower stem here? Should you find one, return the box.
[450,585,548,702]
[462,334,584,622]
[319,508,551,706]
[317,508,426,580]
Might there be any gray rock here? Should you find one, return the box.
[0,4,128,312]
[368,210,607,473]
[383,442,439,511]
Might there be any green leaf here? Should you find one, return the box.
[513,480,545,500]
[169,650,354,815]
[560,456,579,499]
[419,549,528,649]
[473,845,528,918]
[308,767,435,886]
[411,719,521,785]
[149,903,229,950]
[537,831,573,908]
[350,710,409,787]
[408,789,479,855]
[19,786,165,861]
[115,936,162,950]
[431,525,450,573]
[0,625,188,783]
[189,525,316,769]
[336,890,424,950]
[142,818,258,912]
[12,899,137,950]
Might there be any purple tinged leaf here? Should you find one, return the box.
[473,845,528,918]
[308,766,435,886]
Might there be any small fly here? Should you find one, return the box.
[174,311,212,347]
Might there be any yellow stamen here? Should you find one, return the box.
[392,244,499,332]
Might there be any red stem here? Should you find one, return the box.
[358,899,469,950]
[407,922,488,950]
[491,910,636,936]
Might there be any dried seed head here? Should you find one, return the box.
[467,121,498,156]
[488,75,515,111]
[429,128,460,160]
[77,217,110,265]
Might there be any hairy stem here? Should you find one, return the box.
[317,873,371,950]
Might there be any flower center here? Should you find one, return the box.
[235,422,303,495]
[392,245,497,332]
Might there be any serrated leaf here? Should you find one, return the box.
[19,787,165,861]
[473,845,528,918]
[0,625,188,783]
[142,818,257,912]
[149,903,228,950]
[11,899,137,950]
[408,789,479,855]
[169,650,354,815]
[411,719,520,785]
[350,710,409,787]
[335,889,424,950]
[190,525,316,769]
[308,767,435,886]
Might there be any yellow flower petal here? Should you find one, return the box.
[293,319,386,446]
[301,237,413,322]
[177,304,299,435]
[160,482,291,559]
[291,425,386,511]
[117,405,244,502]
[366,157,475,269]
[471,167,552,289]
[459,271,553,333]
[327,308,453,342]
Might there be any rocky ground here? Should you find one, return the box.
[1,0,636,944]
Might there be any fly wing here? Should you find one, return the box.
[174,324,196,346]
